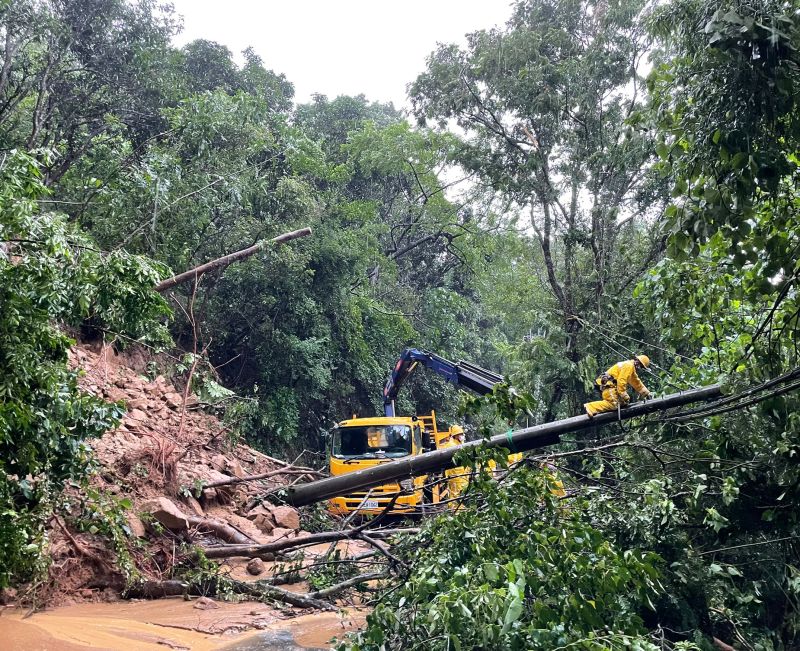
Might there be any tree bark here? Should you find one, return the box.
[202,466,323,489]
[153,227,312,293]
[229,579,335,610]
[184,515,255,545]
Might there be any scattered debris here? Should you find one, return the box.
[33,341,330,608]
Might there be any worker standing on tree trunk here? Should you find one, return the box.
[584,355,652,418]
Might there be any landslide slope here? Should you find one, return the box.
[32,342,315,606]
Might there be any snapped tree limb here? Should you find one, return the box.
[153,227,312,293]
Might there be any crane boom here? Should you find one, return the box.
[383,348,503,416]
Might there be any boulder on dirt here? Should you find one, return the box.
[178,466,238,503]
[126,513,147,538]
[127,397,149,411]
[142,497,189,531]
[125,376,145,392]
[104,387,127,403]
[246,558,265,576]
[164,392,183,409]
[210,454,244,478]
[253,514,274,536]
[271,505,300,530]
[144,377,168,396]
[126,408,148,422]
[193,596,220,610]
[181,494,204,517]
[245,504,275,535]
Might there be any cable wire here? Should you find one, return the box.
[662,377,800,423]
[571,313,712,370]
[575,317,706,392]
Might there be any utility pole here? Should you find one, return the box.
[282,385,722,507]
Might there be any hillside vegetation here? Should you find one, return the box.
[1,0,799,649]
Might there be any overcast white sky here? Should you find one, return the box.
[168,0,514,110]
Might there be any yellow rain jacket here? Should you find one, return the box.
[584,359,650,417]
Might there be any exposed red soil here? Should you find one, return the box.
[23,341,319,608]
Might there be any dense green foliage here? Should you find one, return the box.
[342,462,666,651]
[0,150,169,586]
[410,0,665,419]
[1,0,799,647]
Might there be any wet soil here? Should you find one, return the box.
[0,599,364,650]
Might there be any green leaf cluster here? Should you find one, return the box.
[0,150,171,586]
[340,466,663,651]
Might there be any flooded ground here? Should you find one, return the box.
[0,599,364,650]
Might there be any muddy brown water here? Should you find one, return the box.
[0,599,364,650]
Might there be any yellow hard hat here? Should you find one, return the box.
[636,354,650,368]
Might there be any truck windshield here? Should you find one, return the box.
[332,425,412,459]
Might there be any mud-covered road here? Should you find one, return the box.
[0,599,364,650]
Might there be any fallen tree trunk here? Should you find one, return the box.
[202,466,324,489]
[201,526,367,560]
[126,578,339,610]
[126,580,189,598]
[202,497,401,560]
[307,571,388,600]
[154,227,312,293]
[188,515,257,544]
[281,384,723,507]
[368,528,420,538]
[229,579,335,610]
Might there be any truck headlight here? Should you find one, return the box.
[399,479,414,491]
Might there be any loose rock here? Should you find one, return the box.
[126,513,147,538]
[246,558,265,576]
[142,497,189,531]
[193,596,220,610]
[127,397,149,410]
[164,392,183,409]
[126,408,148,422]
[253,514,275,535]
[272,505,300,530]
[181,494,205,517]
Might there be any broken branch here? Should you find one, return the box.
[154,227,312,293]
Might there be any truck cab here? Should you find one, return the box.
[328,348,504,516]
[327,412,455,515]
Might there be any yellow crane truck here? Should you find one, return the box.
[328,349,505,516]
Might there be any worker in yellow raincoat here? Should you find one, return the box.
[584,355,652,417]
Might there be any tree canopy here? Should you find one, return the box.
[1,0,798,647]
